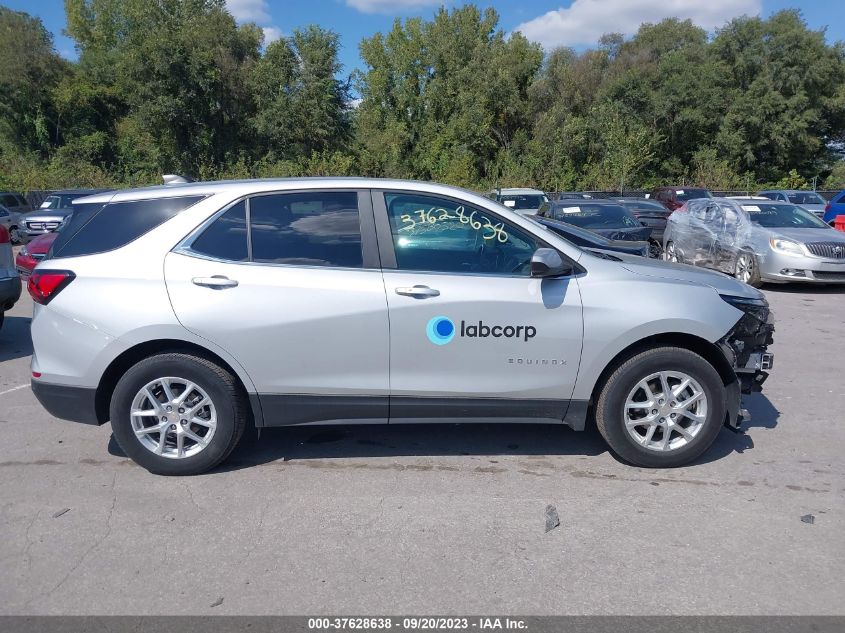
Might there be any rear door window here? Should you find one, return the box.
[189,201,248,262]
[248,191,363,267]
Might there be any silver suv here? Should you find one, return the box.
[28,178,774,475]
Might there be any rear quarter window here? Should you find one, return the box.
[51,196,206,258]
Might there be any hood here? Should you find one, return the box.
[613,254,763,299]
[767,226,845,244]
[592,226,652,241]
[25,208,72,222]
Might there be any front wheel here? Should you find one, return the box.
[9,226,22,245]
[110,353,248,475]
[648,240,663,259]
[595,347,726,468]
[664,241,679,263]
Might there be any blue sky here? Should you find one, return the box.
[4,0,842,78]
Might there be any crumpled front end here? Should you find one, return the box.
[716,295,775,430]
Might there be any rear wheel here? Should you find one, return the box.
[734,252,762,287]
[110,353,248,475]
[595,347,726,468]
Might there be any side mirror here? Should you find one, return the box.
[530,248,573,278]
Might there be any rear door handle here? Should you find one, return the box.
[395,285,440,298]
[192,276,239,289]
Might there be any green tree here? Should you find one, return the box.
[0,7,67,155]
[356,6,542,184]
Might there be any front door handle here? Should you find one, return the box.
[395,285,440,298]
[192,276,239,289]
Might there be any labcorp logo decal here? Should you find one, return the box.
[426,316,456,345]
[426,317,537,345]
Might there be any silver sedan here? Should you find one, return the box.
[663,197,845,286]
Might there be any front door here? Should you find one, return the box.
[373,190,583,422]
[165,190,390,425]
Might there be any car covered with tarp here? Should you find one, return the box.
[663,197,845,286]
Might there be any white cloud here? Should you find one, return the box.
[262,26,284,44]
[346,0,443,14]
[226,0,282,47]
[514,0,762,50]
[226,0,271,23]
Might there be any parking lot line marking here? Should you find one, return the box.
[0,384,29,396]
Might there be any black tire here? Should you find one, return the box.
[9,226,22,245]
[734,251,762,288]
[0,311,4,331]
[595,347,726,468]
[110,353,248,475]
[648,240,663,259]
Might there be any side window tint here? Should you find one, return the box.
[384,193,539,275]
[2,194,16,206]
[190,201,248,261]
[52,196,205,258]
[249,191,362,267]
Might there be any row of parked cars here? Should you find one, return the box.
[2,182,844,332]
[488,186,845,287]
[0,189,112,329]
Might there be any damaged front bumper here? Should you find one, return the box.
[718,301,776,431]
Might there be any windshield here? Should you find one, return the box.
[675,189,712,202]
[740,203,829,228]
[786,192,825,205]
[499,194,547,210]
[551,203,639,229]
[40,194,85,210]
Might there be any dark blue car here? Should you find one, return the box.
[823,190,845,225]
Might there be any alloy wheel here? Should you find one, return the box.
[129,377,217,459]
[735,254,753,283]
[623,371,707,452]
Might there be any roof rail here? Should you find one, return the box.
[162,174,193,185]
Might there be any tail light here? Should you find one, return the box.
[0,224,8,244]
[825,202,831,214]
[28,270,75,305]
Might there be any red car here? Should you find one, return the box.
[15,231,56,279]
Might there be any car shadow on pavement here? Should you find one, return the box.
[688,392,780,466]
[106,394,781,472]
[0,315,33,362]
[187,423,610,473]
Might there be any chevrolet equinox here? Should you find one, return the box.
[28,178,774,475]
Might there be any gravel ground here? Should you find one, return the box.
[0,278,843,615]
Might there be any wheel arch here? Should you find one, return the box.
[588,332,736,408]
[95,339,263,427]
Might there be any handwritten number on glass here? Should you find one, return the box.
[399,205,508,243]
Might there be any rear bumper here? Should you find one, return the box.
[0,275,22,310]
[31,380,103,425]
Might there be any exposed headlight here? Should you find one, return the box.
[19,245,29,256]
[720,294,769,322]
[769,237,803,255]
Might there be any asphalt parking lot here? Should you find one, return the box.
[1,274,843,615]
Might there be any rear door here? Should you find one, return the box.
[165,189,390,425]
[373,190,583,423]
